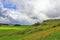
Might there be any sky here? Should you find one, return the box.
[1,0,16,10]
[0,0,60,25]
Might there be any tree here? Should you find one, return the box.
[14,24,21,26]
[33,22,41,26]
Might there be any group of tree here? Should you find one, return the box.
[33,22,41,26]
[0,23,21,26]
[0,22,41,26]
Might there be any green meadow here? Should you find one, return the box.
[0,25,33,40]
[0,19,60,40]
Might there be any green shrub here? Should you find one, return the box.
[33,22,41,26]
[53,26,56,28]
[14,24,21,26]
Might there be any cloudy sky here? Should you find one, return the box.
[0,0,60,25]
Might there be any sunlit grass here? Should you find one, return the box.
[0,19,60,40]
[20,27,60,40]
[0,26,33,40]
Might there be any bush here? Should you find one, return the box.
[33,22,41,26]
[0,23,9,26]
[53,26,56,28]
[14,24,21,26]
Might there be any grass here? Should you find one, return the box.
[0,25,33,40]
[20,27,60,40]
[39,29,60,40]
[19,19,60,40]
[0,19,60,40]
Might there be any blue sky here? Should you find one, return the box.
[1,0,16,10]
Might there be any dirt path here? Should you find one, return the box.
[19,27,60,40]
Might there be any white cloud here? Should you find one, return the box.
[0,0,60,25]
[0,17,10,24]
[8,0,60,19]
[0,2,37,25]
[2,9,37,24]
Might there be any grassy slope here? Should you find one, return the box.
[20,27,60,40]
[0,19,60,40]
[20,19,60,40]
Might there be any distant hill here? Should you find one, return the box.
[20,19,60,40]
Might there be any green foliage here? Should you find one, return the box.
[53,26,56,28]
[0,19,60,40]
[0,26,32,40]
[33,22,41,26]
[40,31,60,40]
[13,24,21,26]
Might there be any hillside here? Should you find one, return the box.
[0,19,60,40]
[19,19,60,40]
[20,27,60,40]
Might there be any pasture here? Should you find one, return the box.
[0,19,60,40]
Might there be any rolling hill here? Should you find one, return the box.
[0,19,60,40]
[19,19,60,40]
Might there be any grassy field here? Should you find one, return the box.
[0,25,33,40]
[0,19,60,40]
